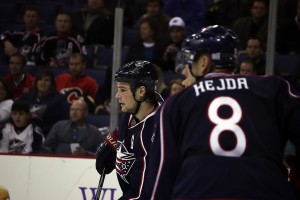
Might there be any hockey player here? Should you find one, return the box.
[146,25,300,199]
[95,60,163,199]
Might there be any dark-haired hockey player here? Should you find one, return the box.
[146,25,300,199]
[95,60,163,199]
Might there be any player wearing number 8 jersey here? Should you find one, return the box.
[145,25,300,199]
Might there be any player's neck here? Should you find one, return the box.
[134,102,155,121]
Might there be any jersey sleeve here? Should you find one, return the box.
[95,128,118,175]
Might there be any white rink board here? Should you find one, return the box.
[0,154,121,200]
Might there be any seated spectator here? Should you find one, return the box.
[162,17,186,72]
[72,0,114,46]
[164,0,206,35]
[0,78,13,128]
[169,78,184,95]
[56,53,98,113]
[126,17,167,68]
[20,70,69,137]
[0,100,43,154]
[243,37,266,75]
[231,0,269,51]
[0,6,44,66]
[135,0,170,41]
[41,98,104,156]
[276,0,300,55]
[237,59,257,75]
[5,53,35,99]
[35,12,84,68]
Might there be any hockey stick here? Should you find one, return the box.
[95,168,106,200]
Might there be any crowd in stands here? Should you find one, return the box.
[0,0,300,156]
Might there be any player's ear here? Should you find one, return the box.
[136,86,146,101]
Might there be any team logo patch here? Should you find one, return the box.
[115,140,136,184]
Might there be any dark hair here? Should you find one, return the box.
[251,0,269,8]
[33,70,57,96]
[148,0,164,8]
[24,6,39,15]
[0,77,13,100]
[139,16,160,42]
[11,100,30,113]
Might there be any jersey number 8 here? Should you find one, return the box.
[208,96,246,157]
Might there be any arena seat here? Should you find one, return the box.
[86,114,110,128]
[274,55,300,85]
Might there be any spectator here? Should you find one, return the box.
[0,78,13,127]
[243,37,266,75]
[5,53,35,99]
[162,17,186,72]
[135,0,170,41]
[72,0,114,46]
[276,0,300,55]
[126,17,167,68]
[41,98,103,156]
[164,0,206,36]
[169,78,184,95]
[0,6,44,66]
[232,0,269,50]
[238,59,257,75]
[20,70,69,137]
[55,53,98,113]
[35,12,84,68]
[0,100,43,154]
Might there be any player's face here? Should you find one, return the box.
[69,56,85,77]
[23,10,39,29]
[55,14,72,34]
[0,82,7,102]
[181,66,196,88]
[9,56,24,76]
[169,27,185,44]
[69,100,88,123]
[11,111,30,128]
[37,75,52,95]
[115,82,137,113]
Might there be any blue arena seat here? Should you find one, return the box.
[163,71,185,85]
[85,68,107,89]
[59,5,82,15]
[274,55,300,85]
[95,46,113,69]
[0,3,18,22]
[87,114,110,128]
[122,28,139,47]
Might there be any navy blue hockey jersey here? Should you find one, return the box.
[146,73,300,199]
[96,104,161,199]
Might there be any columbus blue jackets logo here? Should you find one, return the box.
[115,140,136,184]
